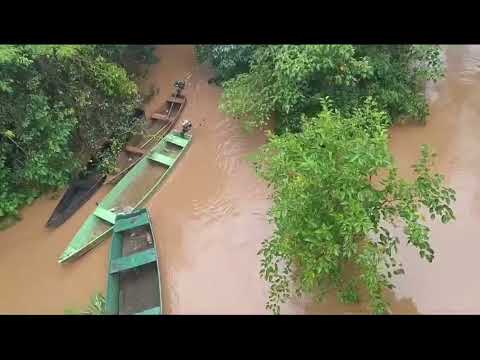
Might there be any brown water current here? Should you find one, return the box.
[388,45,480,314]
[0,45,478,314]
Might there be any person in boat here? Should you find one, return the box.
[174,80,185,96]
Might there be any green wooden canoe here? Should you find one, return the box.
[105,208,162,315]
[58,131,192,263]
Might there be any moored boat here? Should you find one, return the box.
[106,81,187,185]
[105,208,162,315]
[46,173,106,228]
[58,130,192,263]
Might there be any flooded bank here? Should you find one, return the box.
[0,45,478,314]
[388,45,480,314]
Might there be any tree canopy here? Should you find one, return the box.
[253,99,455,314]
[0,45,157,218]
[195,45,256,83]
[197,45,453,314]
[197,45,443,132]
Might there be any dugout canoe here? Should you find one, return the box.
[105,208,162,315]
[58,131,192,263]
[46,173,106,228]
[106,89,187,185]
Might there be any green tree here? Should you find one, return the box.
[353,45,443,123]
[0,45,153,218]
[220,45,372,131]
[93,45,158,76]
[253,99,455,314]
[195,45,257,83]
[208,45,443,133]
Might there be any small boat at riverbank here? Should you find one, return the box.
[106,84,187,185]
[58,131,192,263]
[105,208,162,315]
[46,173,106,228]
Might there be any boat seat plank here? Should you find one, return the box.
[114,212,150,233]
[148,152,175,167]
[165,134,189,148]
[167,96,185,104]
[135,306,162,315]
[94,208,117,224]
[125,145,146,156]
[151,113,169,121]
[110,248,157,275]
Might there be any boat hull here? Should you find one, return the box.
[105,208,162,315]
[46,174,106,228]
[58,132,192,263]
[106,94,186,185]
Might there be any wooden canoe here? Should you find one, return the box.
[58,131,192,263]
[105,208,162,315]
[106,92,187,185]
[46,173,106,228]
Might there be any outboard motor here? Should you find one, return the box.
[181,120,192,138]
[174,80,185,96]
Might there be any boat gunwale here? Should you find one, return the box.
[58,132,192,263]
[105,208,162,315]
[105,95,187,185]
[141,95,186,149]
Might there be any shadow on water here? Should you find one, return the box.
[294,290,418,315]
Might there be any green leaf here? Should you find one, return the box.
[254,97,455,314]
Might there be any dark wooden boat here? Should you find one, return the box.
[46,173,106,228]
[105,208,162,315]
[106,84,187,185]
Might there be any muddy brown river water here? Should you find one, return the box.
[0,45,478,314]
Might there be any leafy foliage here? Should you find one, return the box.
[195,45,257,83]
[352,45,444,123]
[208,45,444,132]
[253,99,455,314]
[65,292,106,315]
[221,45,372,131]
[199,44,451,314]
[93,45,158,77]
[0,45,153,218]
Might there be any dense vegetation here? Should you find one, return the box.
[195,45,256,84]
[197,45,443,132]
[0,45,157,219]
[197,45,455,314]
[253,99,455,314]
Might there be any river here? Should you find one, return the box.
[0,45,478,314]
